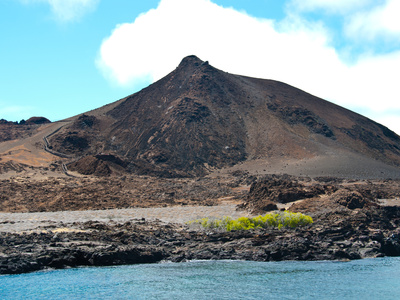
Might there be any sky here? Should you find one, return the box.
[1,0,400,135]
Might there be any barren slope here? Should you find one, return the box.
[2,55,400,178]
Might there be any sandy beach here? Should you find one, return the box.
[0,202,254,233]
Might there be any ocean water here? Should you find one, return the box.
[1,258,400,299]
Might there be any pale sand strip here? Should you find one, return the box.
[0,204,255,233]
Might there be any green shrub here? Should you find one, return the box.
[187,211,313,231]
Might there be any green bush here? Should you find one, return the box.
[187,211,313,231]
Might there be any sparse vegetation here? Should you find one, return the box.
[187,211,313,231]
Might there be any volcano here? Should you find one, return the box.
[7,55,400,178]
[3,56,400,274]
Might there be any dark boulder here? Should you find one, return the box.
[333,189,369,209]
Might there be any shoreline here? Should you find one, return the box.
[1,175,400,275]
[0,203,253,233]
[1,203,400,275]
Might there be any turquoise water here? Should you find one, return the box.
[1,258,400,299]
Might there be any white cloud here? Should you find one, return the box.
[97,0,400,135]
[345,0,400,41]
[97,0,332,85]
[334,51,400,111]
[374,113,400,136]
[97,0,266,85]
[19,0,99,22]
[329,51,400,135]
[290,0,400,43]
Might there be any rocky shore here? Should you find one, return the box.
[1,205,400,275]
[1,175,400,275]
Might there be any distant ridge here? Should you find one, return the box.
[44,55,400,177]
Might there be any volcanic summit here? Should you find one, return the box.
[2,55,400,178]
[2,56,400,275]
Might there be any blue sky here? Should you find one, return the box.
[1,0,400,134]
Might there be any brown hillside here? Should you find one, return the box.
[45,55,400,177]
